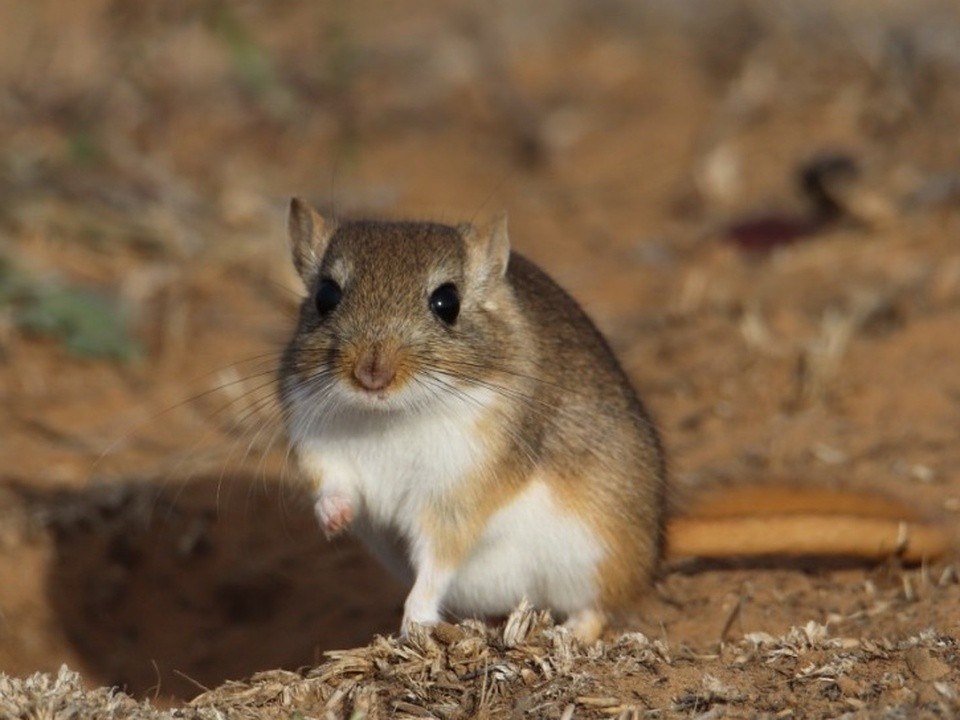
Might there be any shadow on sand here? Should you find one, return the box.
[9,475,405,702]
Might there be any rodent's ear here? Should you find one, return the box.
[288,197,337,284]
[460,211,510,282]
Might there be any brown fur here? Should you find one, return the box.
[501,254,666,611]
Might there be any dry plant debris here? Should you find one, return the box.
[2,604,959,719]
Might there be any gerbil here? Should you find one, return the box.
[279,198,665,639]
[279,198,949,641]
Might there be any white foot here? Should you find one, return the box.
[401,588,444,637]
[400,611,442,638]
[563,608,606,643]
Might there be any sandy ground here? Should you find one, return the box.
[2,1,960,716]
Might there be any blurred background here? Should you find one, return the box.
[2,0,960,704]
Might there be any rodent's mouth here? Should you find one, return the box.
[345,374,397,400]
[344,379,404,408]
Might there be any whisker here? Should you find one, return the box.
[413,373,540,471]
[412,352,662,437]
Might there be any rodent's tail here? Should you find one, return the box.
[664,486,952,564]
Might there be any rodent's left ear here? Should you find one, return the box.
[460,211,510,282]
[288,197,337,284]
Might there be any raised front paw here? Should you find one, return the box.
[314,492,354,538]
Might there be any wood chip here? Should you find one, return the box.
[905,648,950,681]
[576,696,621,708]
[432,622,466,646]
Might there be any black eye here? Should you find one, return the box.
[315,278,342,317]
[429,283,460,325]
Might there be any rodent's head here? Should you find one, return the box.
[280,198,526,421]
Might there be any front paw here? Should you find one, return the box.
[314,493,354,538]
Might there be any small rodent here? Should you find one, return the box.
[279,198,949,641]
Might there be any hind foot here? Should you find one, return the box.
[563,608,606,643]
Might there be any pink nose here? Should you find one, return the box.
[353,350,396,391]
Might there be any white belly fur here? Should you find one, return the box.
[294,386,490,579]
[444,479,604,618]
[295,387,492,537]
[294,387,605,619]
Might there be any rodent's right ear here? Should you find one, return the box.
[288,197,337,284]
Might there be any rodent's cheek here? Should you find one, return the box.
[287,346,335,384]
